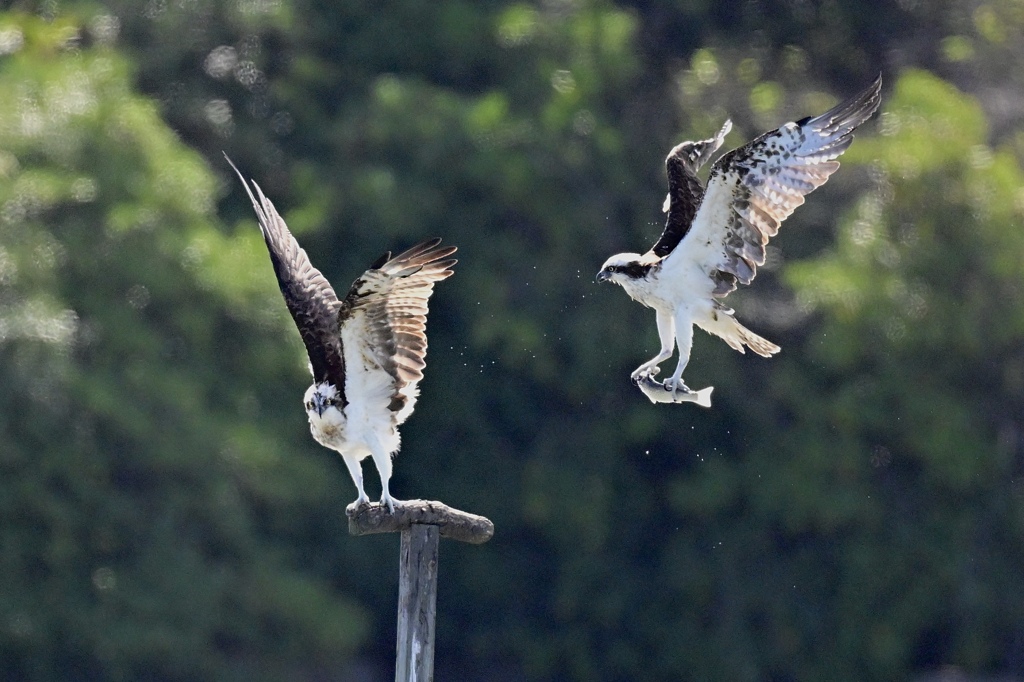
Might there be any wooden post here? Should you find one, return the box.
[347,499,494,682]
[396,524,439,681]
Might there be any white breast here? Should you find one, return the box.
[653,250,720,318]
[308,405,348,451]
[340,313,402,456]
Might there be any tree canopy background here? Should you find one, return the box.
[1,1,1023,680]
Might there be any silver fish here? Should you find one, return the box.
[635,375,713,408]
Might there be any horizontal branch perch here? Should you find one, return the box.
[346,499,494,544]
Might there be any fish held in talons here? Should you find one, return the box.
[634,374,713,408]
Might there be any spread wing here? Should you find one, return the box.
[226,156,347,394]
[664,75,882,296]
[339,238,456,423]
[650,119,733,258]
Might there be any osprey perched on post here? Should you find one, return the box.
[227,158,456,512]
[597,76,881,402]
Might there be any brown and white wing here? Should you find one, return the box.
[650,119,732,258]
[664,75,882,296]
[339,238,456,424]
[226,156,347,394]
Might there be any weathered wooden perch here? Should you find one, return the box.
[346,498,494,544]
[346,499,493,682]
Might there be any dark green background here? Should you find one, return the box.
[1,1,1023,680]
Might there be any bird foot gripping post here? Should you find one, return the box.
[346,499,494,682]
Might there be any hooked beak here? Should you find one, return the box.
[313,395,326,417]
[596,269,611,283]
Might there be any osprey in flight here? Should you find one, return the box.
[597,76,881,402]
[228,159,456,512]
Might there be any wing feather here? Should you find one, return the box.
[339,238,456,422]
[665,75,882,296]
[226,156,347,395]
[650,119,733,258]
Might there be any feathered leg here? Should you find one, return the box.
[665,312,694,398]
[341,453,370,508]
[631,308,675,382]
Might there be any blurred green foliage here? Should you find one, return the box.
[0,11,366,681]
[1,1,1023,681]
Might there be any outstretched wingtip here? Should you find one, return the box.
[863,72,884,109]
[223,152,247,188]
[223,153,257,204]
[371,238,459,278]
[804,73,883,137]
[865,72,884,114]
[397,238,458,262]
[223,154,279,238]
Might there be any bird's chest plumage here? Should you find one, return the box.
[621,268,673,310]
[339,317,401,452]
[621,261,716,318]
[308,406,348,449]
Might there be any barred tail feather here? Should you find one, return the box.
[737,324,780,357]
[700,314,781,358]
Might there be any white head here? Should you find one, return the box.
[596,252,649,285]
[303,382,343,418]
